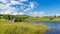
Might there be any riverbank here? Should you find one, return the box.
[0,20,50,34]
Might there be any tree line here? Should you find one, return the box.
[0,14,29,22]
[0,14,60,22]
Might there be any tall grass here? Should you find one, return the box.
[0,19,50,34]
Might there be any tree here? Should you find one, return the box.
[49,16,53,20]
[2,14,10,20]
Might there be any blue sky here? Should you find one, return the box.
[0,0,60,16]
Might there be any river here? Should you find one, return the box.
[27,21,60,34]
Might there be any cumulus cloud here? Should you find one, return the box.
[0,4,16,14]
[0,0,7,3]
[23,1,38,12]
[0,3,25,15]
[23,8,31,12]
[0,0,38,15]
[12,12,24,15]
[18,0,28,2]
[55,14,60,16]
[29,11,44,17]
[29,2,35,9]
[10,1,20,4]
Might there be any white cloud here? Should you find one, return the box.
[0,0,38,15]
[23,1,38,12]
[12,12,18,15]
[23,8,31,12]
[18,0,28,2]
[12,12,24,15]
[55,14,60,16]
[10,1,20,4]
[33,12,37,15]
[0,0,24,15]
[29,2,35,9]
[18,12,25,15]
[29,11,44,17]
[0,0,10,4]
[0,4,16,14]
[0,0,7,3]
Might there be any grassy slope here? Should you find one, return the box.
[0,19,50,34]
[24,17,60,21]
[24,17,51,21]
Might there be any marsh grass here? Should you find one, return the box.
[0,19,50,34]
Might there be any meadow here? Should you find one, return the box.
[0,19,50,34]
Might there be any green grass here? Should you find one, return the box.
[24,17,60,22]
[24,17,51,21]
[0,19,50,34]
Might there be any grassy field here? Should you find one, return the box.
[24,17,60,22]
[0,19,50,34]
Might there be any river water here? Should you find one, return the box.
[28,21,60,34]
[28,21,60,29]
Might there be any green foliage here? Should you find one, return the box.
[0,14,60,22]
[0,20,50,34]
[0,14,29,22]
[49,17,53,20]
[2,14,10,20]
[14,15,29,22]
